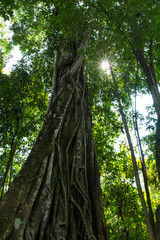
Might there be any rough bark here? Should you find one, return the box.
[0,41,109,240]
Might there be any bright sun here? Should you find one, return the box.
[101,60,110,73]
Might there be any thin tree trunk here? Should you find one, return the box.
[97,0,160,180]
[134,117,155,233]
[130,72,155,233]
[0,145,16,197]
[155,205,160,240]
[110,65,155,240]
[0,40,109,240]
[118,201,129,240]
[130,42,160,180]
[0,119,19,197]
[129,42,160,239]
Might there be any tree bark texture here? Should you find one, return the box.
[0,42,109,240]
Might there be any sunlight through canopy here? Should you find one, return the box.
[100,60,111,74]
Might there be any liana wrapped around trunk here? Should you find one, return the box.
[0,39,110,240]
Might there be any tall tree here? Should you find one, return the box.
[109,64,155,240]
[95,0,160,179]
[0,32,109,239]
[1,1,160,239]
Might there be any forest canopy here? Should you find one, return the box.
[0,1,160,240]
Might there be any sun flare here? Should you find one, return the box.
[101,61,110,71]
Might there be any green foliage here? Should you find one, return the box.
[103,182,148,240]
[0,17,13,71]
[0,1,160,238]
[85,59,148,238]
[0,62,49,193]
[0,0,14,20]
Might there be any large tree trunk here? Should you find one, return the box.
[0,41,109,240]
